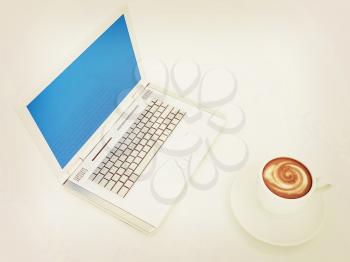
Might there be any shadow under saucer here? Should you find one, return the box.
[230,173,326,246]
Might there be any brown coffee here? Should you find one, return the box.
[262,157,312,199]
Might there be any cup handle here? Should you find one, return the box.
[316,176,332,191]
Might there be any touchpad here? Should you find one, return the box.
[151,160,187,204]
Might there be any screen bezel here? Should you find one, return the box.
[16,7,146,183]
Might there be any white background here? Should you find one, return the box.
[1,0,350,261]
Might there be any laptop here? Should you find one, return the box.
[18,10,221,233]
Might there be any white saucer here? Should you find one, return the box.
[230,173,326,246]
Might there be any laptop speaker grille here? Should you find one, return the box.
[73,168,88,182]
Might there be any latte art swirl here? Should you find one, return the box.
[262,157,312,199]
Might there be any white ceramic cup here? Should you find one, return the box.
[257,157,330,215]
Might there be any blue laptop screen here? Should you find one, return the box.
[27,15,141,168]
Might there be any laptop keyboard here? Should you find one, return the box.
[88,98,185,198]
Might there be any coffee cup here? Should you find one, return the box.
[257,157,330,215]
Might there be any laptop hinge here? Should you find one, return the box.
[67,158,84,176]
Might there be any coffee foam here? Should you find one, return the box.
[262,157,312,199]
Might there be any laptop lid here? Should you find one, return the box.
[19,12,143,181]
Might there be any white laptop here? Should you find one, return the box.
[18,9,222,233]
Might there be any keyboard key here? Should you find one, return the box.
[110,166,117,174]
[134,157,142,164]
[124,148,131,155]
[110,155,118,163]
[159,134,167,141]
[105,180,115,190]
[105,172,113,180]
[134,141,163,176]
[125,169,133,176]
[124,138,132,145]
[111,147,117,154]
[99,179,108,187]
[129,174,138,182]
[163,129,171,136]
[175,112,184,119]
[89,174,96,181]
[100,167,108,175]
[112,181,123,194]
[105,161,113,169]
[143,145,150,152]
[147,140,155,147]
[112,174,121,182]
[150,105,157,113]
[161,106,171,118]
[155,129,162,136]
[117,168,125,175]
[118,186,129,197]
[115,149,123,157]
[139,151,146,158]
[135,144,143,151]
[151,134,159,141]
[120,175,128,183]
[114,160,123,168]
[106,152,113,158]
[119,154,127,162]
[122,161,130,169]
[131,150,138,157]
[159,124,167,130]
[125,180,134,188]
[133,137,141,144]
[129,133,136,140]
[94,174,103,183]
[168,123,175,130]
[126,156,135,163]
[172,118,179,125]
[129,163,137,170]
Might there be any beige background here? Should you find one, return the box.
[1,0,350,261]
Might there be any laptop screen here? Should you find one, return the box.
[27,15,141,168]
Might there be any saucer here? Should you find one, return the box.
[230,173,326,246]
